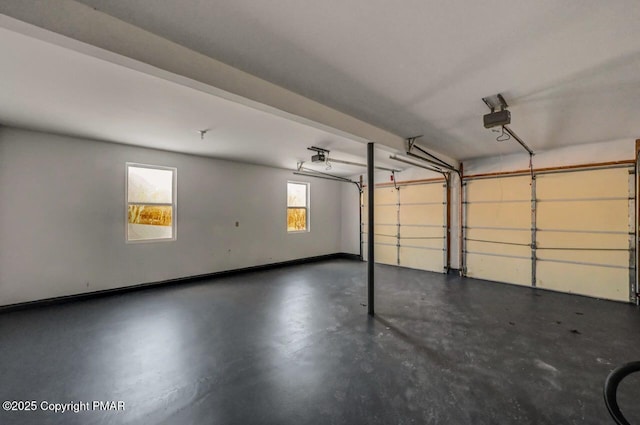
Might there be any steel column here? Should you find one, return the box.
[446,173,452,271]
[458,165,464,275]
[531,172,537,287]
[396,186,401,266]
[367,143,375,316]
[359,175,364,261]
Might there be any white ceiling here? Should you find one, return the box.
[0,26,402,177]
[73,0,640,159]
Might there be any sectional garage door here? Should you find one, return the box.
[362,186,399,266]
[464,175,532,286]
[463,165,635,302]
[362,180,447,273]
[535,168,633,301]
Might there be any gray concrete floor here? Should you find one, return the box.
[0,259,639,425]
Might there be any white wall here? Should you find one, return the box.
[340,139,635,270]
[0,127,343,306]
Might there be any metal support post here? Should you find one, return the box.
[396,185,401,266]
[359,175,364,261]
[531,170,537,287]
[367,143,375,316]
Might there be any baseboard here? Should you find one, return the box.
[338,252,362,262]
[0,252,361,313]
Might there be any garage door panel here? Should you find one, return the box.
[364,182,446,270]
[400,183,444,203]
[466,240,530,257]
[363,233,395,246]
[536,168,629,199]
[400,204,444,225]
[375,187,398,204]
[397,183,446,272]
[400,225,443,238]
[373,224,397,245]
[361,188,397,209]
[537,231,628,249]
[360,186,396,205]
[400,236,443,249]
[536,249,627,267]
[537,200,628,232]
[536,261,628,302]
[534,166,633,302]
[375,205,397,224]
[466,254,531,286]
[465,175,531,286]
[361,242,397,265]
[537,230,629,267]
[464,166,633,302]
[400,225,444,249]
[466,228,530,245]
[400,247,443,272]
[374,244,397,265]
[466,203,531,228]
[466,176,531,202]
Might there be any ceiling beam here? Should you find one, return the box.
[0,1,407,152]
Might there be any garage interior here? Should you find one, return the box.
[0,1,639,424]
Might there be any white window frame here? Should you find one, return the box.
[126,162,177,243]
[287,181,310,233]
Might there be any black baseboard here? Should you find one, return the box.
[0,253,362,313]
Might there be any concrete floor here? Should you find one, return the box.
[0,259,639,425]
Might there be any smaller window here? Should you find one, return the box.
[126,163,176,242]
[287,182,309,232]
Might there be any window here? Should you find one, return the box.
[126,163,176,242]
[287,181,309,232]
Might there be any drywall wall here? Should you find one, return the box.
[0,127,343,306]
